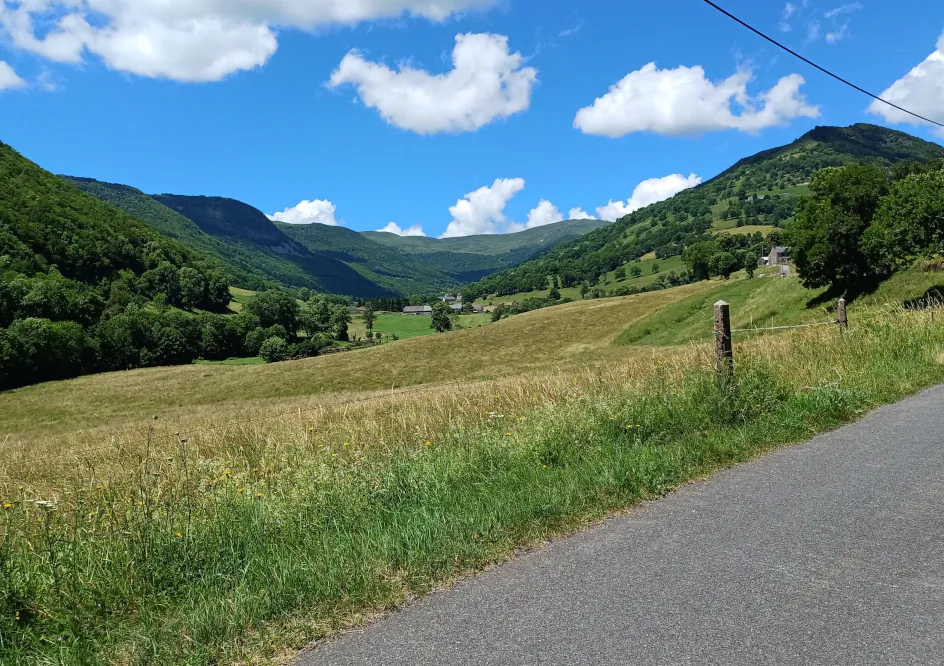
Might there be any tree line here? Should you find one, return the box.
[786,160,944,294]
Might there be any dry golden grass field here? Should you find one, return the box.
[4,271,944,665]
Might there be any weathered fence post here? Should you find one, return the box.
[837,298,848,331]
[714,300,733,377]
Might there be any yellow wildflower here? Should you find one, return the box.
[256,493,264,499]
[424,441,432,447]
[3,503,12,510]
[176,532,183,539]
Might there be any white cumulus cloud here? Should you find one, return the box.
[0,0,496,82]
[525,200,564,229]
[268,199,340,226]
[379,222,426,237]
[0,61,26,90]
[568,207,596,220]
[868,32,944,138]
[440,178,526,238]
[596,173,702,222]
[574,63,819,137]
[328,33,537,134]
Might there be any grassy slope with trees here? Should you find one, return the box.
[68,178,608,296]
[0,142,243,389]
[364,218,610,282]
[4,272,944,664]
[276,222,460,296]
[62,177,281,291]
[465,124,944,299]
[151,194,393,297]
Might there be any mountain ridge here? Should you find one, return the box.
[466,123,944,298]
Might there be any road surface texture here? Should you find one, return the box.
[299,386,944,666]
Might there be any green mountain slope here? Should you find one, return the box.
[276,222,459,295]
[62,177,282,291]
[69,176,610,294]
[363,218,609,282]
[150,195,393,297]
[0,142,239,388]
[1,146,198,284]
[467,124,944,297]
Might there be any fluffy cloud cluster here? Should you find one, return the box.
[525,200,564,229]
[0,0,495,82]
[268,199,339,226]
[574,63,820,137]
[0,61,25,90]
[378,222,426,237]
[869,32,944,138]
[439,172,703,238]
[568,208,595,220]
[595,173,702,222]
[328,33,537,134]
[441,178,526,238]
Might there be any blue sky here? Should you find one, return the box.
[1,0,942,238]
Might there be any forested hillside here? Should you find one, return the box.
[152,195,393,297]
[466,124,944,298]
[67,180,605,295]
[365,218,609,282]
[276,222,459,295]
[0,142,240,388]
[63,177,282,291]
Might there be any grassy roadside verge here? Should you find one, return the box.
[2,308,943,664]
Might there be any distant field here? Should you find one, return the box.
[5,269,941,443]
[717,224,779,236]
[0,285,716,440]
[349,312,492,340]
[228,286,255,312]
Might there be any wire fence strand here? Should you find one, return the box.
[731,321,837,333]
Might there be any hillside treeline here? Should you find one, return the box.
[787,160,944,294]
[0,144,359,390]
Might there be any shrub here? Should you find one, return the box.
[259,337,290,363]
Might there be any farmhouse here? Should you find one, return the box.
[768,246,792,266]
[403,306,433,316]
[757,246,792,267]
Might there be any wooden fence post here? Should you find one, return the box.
[837,298,848,331]
[714,300,733,377]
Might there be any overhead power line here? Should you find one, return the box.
[700,0,944,129]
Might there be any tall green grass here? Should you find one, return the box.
[2,310,943,665]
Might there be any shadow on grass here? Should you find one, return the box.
[903,286,944,310]
[806,277,883,309]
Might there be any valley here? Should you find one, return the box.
[4,121,944,666]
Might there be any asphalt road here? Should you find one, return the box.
[298,386,944,666]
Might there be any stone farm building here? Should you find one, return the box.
[758,246,792,267]
[402,304,485,316]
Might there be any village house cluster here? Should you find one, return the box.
[403,294,485,316]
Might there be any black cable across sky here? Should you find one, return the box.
[700,0,944,129]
